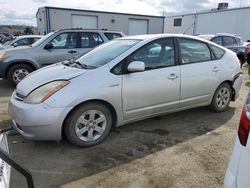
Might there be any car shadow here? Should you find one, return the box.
[0,80,14,97]
[6,106,236,188]
[245,81,250,88]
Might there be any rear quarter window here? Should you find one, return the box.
[209,44,225,59]
[104,33,122,40]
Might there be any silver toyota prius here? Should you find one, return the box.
[9,34,242,147]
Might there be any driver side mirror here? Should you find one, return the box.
[127,61,145,73]
[13,43,18,47]
[44,42,53,50]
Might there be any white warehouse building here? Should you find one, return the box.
[165,3,250,41]
[36,6,165,36]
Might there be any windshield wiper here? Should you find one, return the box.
[73,61,88,69]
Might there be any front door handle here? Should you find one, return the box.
[212,67,220,72]
[168,74,178,80]
[68,50,77,54]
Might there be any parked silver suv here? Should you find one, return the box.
[0,29,124,85]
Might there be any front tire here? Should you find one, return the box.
[210,83,232,112]
[64,103,113,147]
[7,64,34,86]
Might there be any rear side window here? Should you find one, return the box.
[104,33,122,40]
[209,44,225,59]
[179,38,212,64]
[235,37,244,45]
[14,38,30,46]
[80,32,104,48]
[223,36,234,46]
[211,37,222,46]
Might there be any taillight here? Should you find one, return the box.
[238,106,250,146]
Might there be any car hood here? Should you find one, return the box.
[16,64,87,96]
[0,45,11,50]
[1,46,31,52]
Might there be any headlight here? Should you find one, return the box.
[0,52,7,61]
[23,80,70,104]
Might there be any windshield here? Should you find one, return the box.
[76,39,140,69]
[3,39,14,46]
[31,32,55,47]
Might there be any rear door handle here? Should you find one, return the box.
[168,74,178,80]
[68,50,77,54]
[212,67,220,72]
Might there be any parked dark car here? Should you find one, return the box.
[198,33,246,67]
[0,32,14,43]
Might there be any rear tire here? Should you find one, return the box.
[7,64,34,86]
[210,83,232,112]
[64,102,112,147]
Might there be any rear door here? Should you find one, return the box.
[39,32,78,66]
[178,37,221,108]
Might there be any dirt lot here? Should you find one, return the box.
[0,67,249,188]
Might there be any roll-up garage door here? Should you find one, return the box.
[129,19,148,35]
[71,15,98,29]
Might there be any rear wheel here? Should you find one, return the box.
[210,83,232,112]
[7,64,34,86]
[64,103,113,147]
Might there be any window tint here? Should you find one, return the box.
[174,18,182,27]
[211,37,222,46]
[127,38,175,70]
[223,36,234,46]
[179,38,212,64]
[209,44,225,59]
[104,33,122,40]
[80,32,104,48]
[51,33,77,49]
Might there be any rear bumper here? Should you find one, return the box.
[232,73,243,100]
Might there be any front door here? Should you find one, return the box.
[39,32,78,66]
[122,38,180,120]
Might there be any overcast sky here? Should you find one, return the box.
[0,0,249,26]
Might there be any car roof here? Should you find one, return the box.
[118,33,212,41]
[55,28,123,33]
[15,35,42,39]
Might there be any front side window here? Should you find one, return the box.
[50,32,77,49]
[211,37,223,46]
[80,32,104,48]
[127,38,175,70]
[179,38,212,64]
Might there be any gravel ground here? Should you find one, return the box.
[0,66,249,188]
